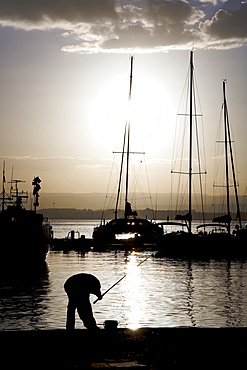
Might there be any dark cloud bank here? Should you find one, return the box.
[0,0,246,52]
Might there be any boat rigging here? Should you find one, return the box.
[211,80,242,233]
[161,51,207,235]
[93,57,163,246]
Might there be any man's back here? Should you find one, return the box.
[64,273,101,298]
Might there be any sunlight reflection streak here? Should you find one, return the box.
[122,252,146,329]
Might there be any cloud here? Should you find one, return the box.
[0,155,116,193]
[0,155,110,173]
[200,1,247,40]
[0,0,246,52]
[0,0,117,27]
[197,0,228,5]
[62,1,205,53]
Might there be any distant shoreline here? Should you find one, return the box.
[40,208,247,221]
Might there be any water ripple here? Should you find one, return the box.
[1,249,247,330]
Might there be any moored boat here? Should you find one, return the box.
[0,169,52,263]
[156,76,246,259]
[51,229,91,252]
[92,57,163,248]
[93,216,163,246]
[156,51,207,256]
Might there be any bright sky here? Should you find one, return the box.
[0,0,246,198]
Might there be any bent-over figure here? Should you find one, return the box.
[64,273,102,330]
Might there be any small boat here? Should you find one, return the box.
[93,57,163,248]
[0,166,52,263]
[51,230,91,252]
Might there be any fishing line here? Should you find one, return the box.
[93,253,153,304]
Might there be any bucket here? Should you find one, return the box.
[104,320,118,330]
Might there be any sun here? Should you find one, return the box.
[88,73,175,156]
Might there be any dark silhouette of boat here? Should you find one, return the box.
[93,57,163,248]
[156,51,207,256]
[51,230,91,253]
[156,72,246,258]
[93,216,163,246]
[0,167,52,262]
[197,81,242,233]
[193,80,246,257]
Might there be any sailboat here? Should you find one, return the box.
[92,57,163,247]
[0,164,52,263]
[156,51,207,257]
[196,80,246,256]
[157,74,246,258]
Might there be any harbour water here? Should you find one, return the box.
[1,219,247,331]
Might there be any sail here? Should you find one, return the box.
[212,214,231,224]
[175,212,192,222]
[125,202,138,218]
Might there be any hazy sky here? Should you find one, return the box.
[0,0,246,200]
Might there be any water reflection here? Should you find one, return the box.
[122,252,146,329]
[1,250,247,330]
[0,262,50,330]
[186,261,196,327]
[224,260,244,326]
[176,259,247,327]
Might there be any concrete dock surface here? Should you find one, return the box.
[0,327,246,369]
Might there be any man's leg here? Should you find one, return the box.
[77,300,98,329]
[66,297,77,330]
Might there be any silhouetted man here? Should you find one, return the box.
[64,273,102,330]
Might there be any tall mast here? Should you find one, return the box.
[188,50,194,234]
[2,161,6,211]
[125,124,130,218]
[222,80,242,232]
[223,81,231,234]
[114,56,134,219]
[125,56,134,218]
[172,51,206,231]
[114,124,127,218]
[129,56,133,102]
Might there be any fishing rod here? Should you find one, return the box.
[93,253,152,304]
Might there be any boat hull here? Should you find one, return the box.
[0,208,51,263]
[156,232,246,259]
[93,217,163,247]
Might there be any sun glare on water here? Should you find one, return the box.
[121,252,146,330]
